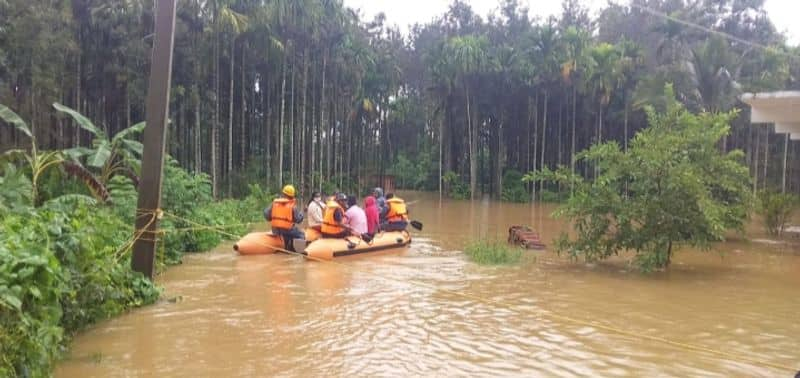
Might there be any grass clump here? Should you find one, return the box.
[463,239,524,265]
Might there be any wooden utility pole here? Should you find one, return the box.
[132,0,177,279]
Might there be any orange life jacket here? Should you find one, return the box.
[386,197,408,222]
[321,200,346,235]
[270,198,295,230]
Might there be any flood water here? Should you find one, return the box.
[56,191,799,377]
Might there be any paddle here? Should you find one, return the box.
[410,220,423,231]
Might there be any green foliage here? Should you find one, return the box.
[527,86,751,272]
[463,239,523,265]
[56,102,145,185]
[158,159,268,263]
[539,189,568,203]
[501,170,528,203]
[0,163,33,215]
[0,147,260,375]
[0,202,159,377]
[757,191,799,236]
[391,151,434,190]
[443,171,471,200]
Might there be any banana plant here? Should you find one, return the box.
[53,103,144,186]
[0,104,65,206]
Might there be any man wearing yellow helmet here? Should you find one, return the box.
[264,184,304,250]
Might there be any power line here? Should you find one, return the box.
[609,0,799,60]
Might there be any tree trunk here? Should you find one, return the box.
[763,130,769,189]
[623,94,629,152]
[126,87,131,128]
[301,47,309,196]
[75,50,81,147]
[227,41,235,195]
[194,84,201,174]
[782,133,789,193]
[319,51,327,192]
[439,111,443,200]
[539,90,548,200]
[596,105,603,179]
[557,101,563,168]
[598,104,603,144]
[571,85,577,194]
[240,45,246,169]
[467,84,477,200]
[278,50,287,187]
[496,113,504,200]
[310,67,316,193]
[532,94,538,202]
[265,71,273,187]
[212,20,219,198]
[290,58,296,185]
[753,129,760,194]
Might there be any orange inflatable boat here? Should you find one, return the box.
[233,230,411,260]
[233,232,285,255]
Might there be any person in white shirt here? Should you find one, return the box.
[305,191,325,230]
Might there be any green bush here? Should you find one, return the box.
[0,203,159,377]
[1,106,260,376]
[391,151,435,190]
[539,189,568,203]
[526,85,751,272]
[463,239,523,265]
[443,171,471,200]
[0,153,264,376]
[757,191,798,236]
[501,170,529,203]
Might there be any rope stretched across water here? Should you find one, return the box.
[157,210,796,373]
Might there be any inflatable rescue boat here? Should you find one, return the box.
[233,230,411,260]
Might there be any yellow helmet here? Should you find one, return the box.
[282,185,296,198]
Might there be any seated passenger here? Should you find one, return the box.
[380,193,408,232]
[264,185,304,250]
[321,193,350,238]
[306,191,325,231]
[344,195,368,236]
[364,195,380,235]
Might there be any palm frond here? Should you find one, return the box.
[0,104,32,139]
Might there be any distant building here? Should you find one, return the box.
[741,91,800,139]
[740,91,800,193]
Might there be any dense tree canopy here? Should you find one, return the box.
[1,0,798,199]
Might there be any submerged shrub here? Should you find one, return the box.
[525,86,751,272]
[464,239,524,265]
[501,170,529,203]
[443,171,471,200]
[757,191,798,236]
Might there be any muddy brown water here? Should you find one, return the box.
[56,191,799,377]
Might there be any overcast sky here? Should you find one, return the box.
[343,0,800,45]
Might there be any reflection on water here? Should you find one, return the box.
[56,192,800,377]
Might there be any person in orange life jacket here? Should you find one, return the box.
[380,193,408,232]
[320,193,350,238]
[305,191,325,231]
[264,185,305,250]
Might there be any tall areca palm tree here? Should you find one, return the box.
[530,21,563,199]
[444,34,493,199]
[589,43,621,147]
[560,26,594,180]
[616,39,644,152]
